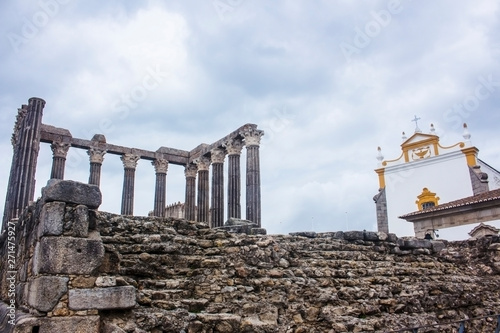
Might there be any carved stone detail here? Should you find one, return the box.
[224,138,244,156]
[11,106,27,148]
[121,154,140,169]
[240,127,264,147]
[87,147,107,164]
[185,163,198,178]
[211,148,226,164]
[195,156,211,171]
[152,158,169,174]
[51,141,71,158]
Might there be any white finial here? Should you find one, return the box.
[463,123,471,142]
[412,115,422,133]
[402,131,407,141]
[430,123,435,134]
[376,146,384,162]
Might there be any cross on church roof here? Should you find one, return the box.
[411,115,422,133]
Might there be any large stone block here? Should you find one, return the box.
[68,286,136,310]
[343,231,365,241]
[27,276,69,312]
[398,238,432,250]
[42,179,101,209]
[38,202,65,238]
[34,237,104,275]
[13,315,100,333]
[73,205,90,237]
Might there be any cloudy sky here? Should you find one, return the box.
[0,0,499,239]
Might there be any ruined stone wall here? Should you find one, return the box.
[1,180,500,333]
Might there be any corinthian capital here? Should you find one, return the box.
[223,138,244,156]
[152,158,169,174]
[240,127,264,147]
[185,163,198,178]
[51,141,71,158]
[121,154,140,169]
[210,148,226,164]
[194,156,211,171]
[87,147,107,164]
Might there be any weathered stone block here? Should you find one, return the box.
[431,240,446,253]
[68,286,136,310]
[343,231,364,241]
[38,201,65,238]
[251,228,267,235]
[14,315,100,333]
[34,237,104,275]
[27,276,69,312]
[42,179,101,209]
[289,231,317,238]
[95,276,116,287]
[72,276,97,288]
[364,231,379,241]
[398,238,432,249]
[333,231,344,239]
[225,217,253,226]
[376,231,388,241]
[387,233,398,243]
[73,205,89,237]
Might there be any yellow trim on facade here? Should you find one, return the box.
[375,168,385,188]
[415,188,440,210]
[461,147,478,166]
[401,135,439,163]
[432,142,439,155]
[439,142,465,150]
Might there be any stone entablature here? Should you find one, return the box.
[1,180,500,332]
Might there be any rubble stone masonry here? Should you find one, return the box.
[1,180,500,332]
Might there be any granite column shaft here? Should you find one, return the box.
[211,148,226,228]
[184,164,197,221]
[241,127,264,227]
[152,159,168,217]
[121,154,140,215]
[225,138,243,220]
[3,98,45,229]
[196,157,210,223]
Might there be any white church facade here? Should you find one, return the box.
[374,120,500,240]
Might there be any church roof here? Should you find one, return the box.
[399,188,500,218]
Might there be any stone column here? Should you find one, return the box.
[3,98,46,230]
[50,141,71,179]
[87,147,106,186]
[373,188,388,234]
[120,154,140,215]
[211,148,226,228]
[195,156,210,223]
[184,163,198,221]
[152,158,169,217]
[241,127,264,227]
[224,138,243,219]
